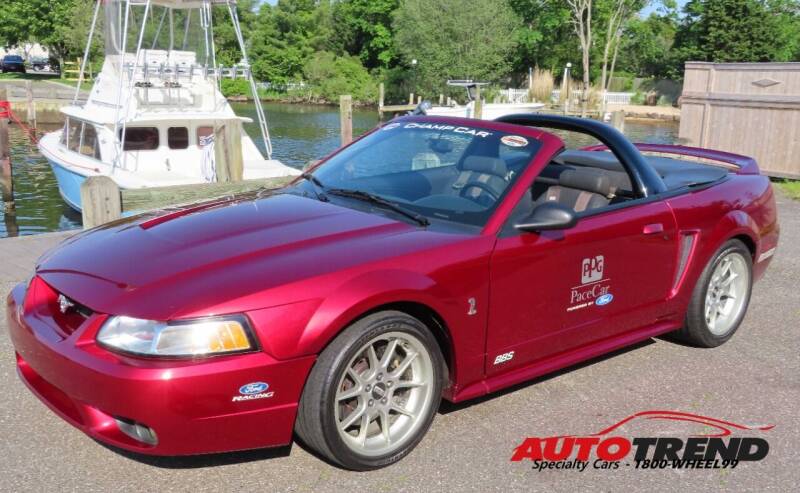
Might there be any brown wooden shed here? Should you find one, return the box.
[679,62,800,179]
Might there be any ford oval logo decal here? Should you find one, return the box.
[239,382,269,395]
[596,294,614,306]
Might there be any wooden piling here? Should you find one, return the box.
[610,110,625,133]
[213,120,244,182]
[80,176,121,229]
[473,86,483,119]
[0,87,14,212]
[340,95,353,146]
[439,94,444,106]
[25,80,36,129]
[408,93,414,105]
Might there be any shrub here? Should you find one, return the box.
[303,52,377,104]
[220,78,252,98]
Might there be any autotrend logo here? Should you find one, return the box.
[511,411,773,472]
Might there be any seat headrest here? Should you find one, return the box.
[558,168,613,197]
[462,156,508,177]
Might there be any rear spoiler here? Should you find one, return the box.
[581,143,760,175]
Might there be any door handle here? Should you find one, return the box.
[643,223,664,235]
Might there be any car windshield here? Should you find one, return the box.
[4,56,23,62]
[308,120,541,227]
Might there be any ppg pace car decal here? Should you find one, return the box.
[568,256,614,312]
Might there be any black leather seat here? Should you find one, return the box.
[534,168,614,212]
[451,156,509,205]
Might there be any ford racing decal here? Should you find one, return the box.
[239,382,269,395]
[233,382,274,402]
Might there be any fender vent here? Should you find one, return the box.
[671,232,697,293]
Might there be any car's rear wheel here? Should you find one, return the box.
[295,311,444,470]
[678,239,753,347]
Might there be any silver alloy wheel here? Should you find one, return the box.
[705,252,750,336]
[334,331,435,457]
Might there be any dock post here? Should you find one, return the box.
[340,95,353,146]
[25,80,36,129]
[0,87,14,213]
[378,83,385,119]
[473,86,483,119]
[610,110,625,133]
[214,120,244,183]
[80,176,121,229]
[439,94,444,106]
[408,93,414,105]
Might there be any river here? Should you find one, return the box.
[0,103,678,238]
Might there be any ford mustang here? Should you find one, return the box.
[6,115,779,470]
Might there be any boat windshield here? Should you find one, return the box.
[308,121,541,227]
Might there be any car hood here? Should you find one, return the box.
[36,192,447,320]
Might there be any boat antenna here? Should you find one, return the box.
[116,0,153,172]
[206,1,218,89]
[226,0,273,159]
[74,0,103,105]
[112,0,133,173]
[151,7,168,50]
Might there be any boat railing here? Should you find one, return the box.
[122,62,253,84]
[120,62,254,108]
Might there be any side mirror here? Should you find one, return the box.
[514,202,578,232]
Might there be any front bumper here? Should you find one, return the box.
[6,281,316,456]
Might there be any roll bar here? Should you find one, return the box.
[495,114,668,197]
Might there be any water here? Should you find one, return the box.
[0,104,678,238]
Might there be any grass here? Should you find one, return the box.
[0,72,60,81]
[775,179,800,200]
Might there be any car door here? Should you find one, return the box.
[485,198,679,375]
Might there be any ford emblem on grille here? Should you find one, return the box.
[58,294,75,314]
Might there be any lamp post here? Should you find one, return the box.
[411,59,418,104]
[563,62,572,114]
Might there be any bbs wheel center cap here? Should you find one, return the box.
[372,382,387,400]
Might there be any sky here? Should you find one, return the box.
[260,0,688,14]
[642,0,689,16]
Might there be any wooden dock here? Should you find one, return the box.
[0,231,73,283]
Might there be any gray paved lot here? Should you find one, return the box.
[1,193,798,492]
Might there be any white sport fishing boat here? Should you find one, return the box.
[39,0,299,212]
[424,80,544,120]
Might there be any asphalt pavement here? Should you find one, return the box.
[0,192,798,492]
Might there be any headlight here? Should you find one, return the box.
[97,315,256,357]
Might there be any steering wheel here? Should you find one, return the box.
[459,181,500,203]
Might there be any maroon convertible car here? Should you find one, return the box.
[7,115,779,470]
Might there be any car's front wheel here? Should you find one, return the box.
[678,239,753,347]
[296,311,444,470]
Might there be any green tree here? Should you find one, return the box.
[508,0,576,74]
[212,0,259,66]
[670,0,800,77]
[0,0,96,65]
[617,12,677,78]
[393,0,522,95]
[249,0,333,84]
[331,0,398,69]
[303,51,378,102]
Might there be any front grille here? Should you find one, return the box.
[35,278,94,336]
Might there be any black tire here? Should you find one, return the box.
[295,310,444,470]
[676,239,753,347]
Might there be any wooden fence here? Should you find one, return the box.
[679,62,800,179]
